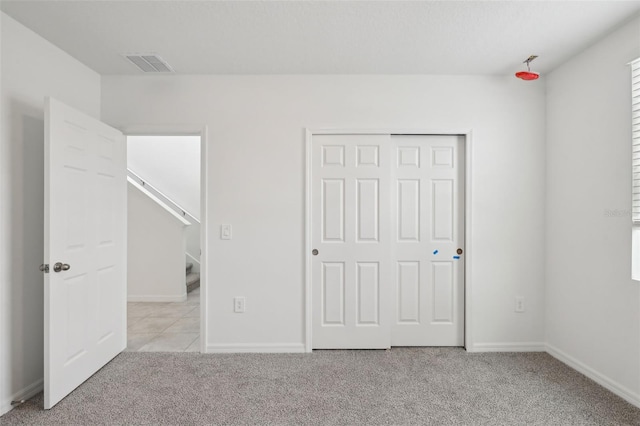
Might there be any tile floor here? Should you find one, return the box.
[126,288,200,352]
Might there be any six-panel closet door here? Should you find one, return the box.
[311,133,464,349]
[311,134,393,349]
[390,135,464,347]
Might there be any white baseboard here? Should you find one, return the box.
[467,342,546,352]
[205,343,306,353]
[1,378,43,416]
[127,294,187,303]
[546,344,640,409]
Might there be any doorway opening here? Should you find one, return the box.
[43,101,209,408]
[125,134,203,352]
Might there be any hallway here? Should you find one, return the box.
[126,288,200,352]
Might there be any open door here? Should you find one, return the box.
[43,97,127,409]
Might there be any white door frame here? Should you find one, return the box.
[304,128,473,352]
[120,124,209,353]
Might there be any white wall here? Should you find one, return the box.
[128,180,189,302]
[546,15,640,404]
[0,12,101,414]
[102,74,546,352]
[127,135,201,220]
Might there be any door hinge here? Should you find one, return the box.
[39,264,49,273]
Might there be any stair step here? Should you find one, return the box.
[186,272,200,293]
[186,262,193,274]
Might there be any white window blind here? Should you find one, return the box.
[633,59,640,223]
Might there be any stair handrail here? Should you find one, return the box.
[127,168,200,225]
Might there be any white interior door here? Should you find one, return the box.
[312,134,392,349]
[311,133,464,349]
[44,97,127,409]
[390,135,464,346]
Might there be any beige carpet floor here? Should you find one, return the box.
[2,348,640,425]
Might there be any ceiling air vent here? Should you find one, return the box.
[124,53,174,73]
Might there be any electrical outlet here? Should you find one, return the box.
[234,297,245,313]
[515,297,525,313]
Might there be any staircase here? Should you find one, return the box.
[186,263,200,293]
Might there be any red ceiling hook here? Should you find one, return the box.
[515,55,540,81]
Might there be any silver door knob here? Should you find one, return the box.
[53,262,70,273]
[312,249,319,256]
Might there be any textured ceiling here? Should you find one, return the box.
[2,0,640,75]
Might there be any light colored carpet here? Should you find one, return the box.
[2,348,640,425]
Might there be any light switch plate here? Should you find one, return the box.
[221,224,232,240]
